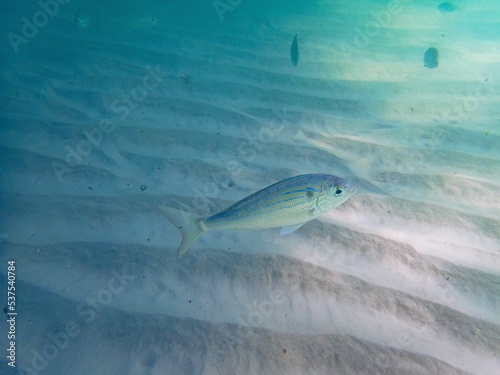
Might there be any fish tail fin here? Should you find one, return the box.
[158,206,206,259]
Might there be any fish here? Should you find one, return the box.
[75,8,93,29]
[437,2,458,13]
[74,7,158,31]
[424,47,439,69]
[159,174,357,258]
[290,33,299,66]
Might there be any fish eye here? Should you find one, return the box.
[334,188,343,196]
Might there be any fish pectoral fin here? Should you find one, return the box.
[279,223,305,236]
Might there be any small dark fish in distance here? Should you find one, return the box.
[437,2,458,13]
[290,33,299,66]
[424,47,439,69]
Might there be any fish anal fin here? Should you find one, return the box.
[279,223,305,236]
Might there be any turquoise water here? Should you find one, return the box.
[0,1,499,374]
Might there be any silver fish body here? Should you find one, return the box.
[160,174,356,258]
[204,174,354,231]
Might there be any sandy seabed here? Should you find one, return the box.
[0,0,499,374]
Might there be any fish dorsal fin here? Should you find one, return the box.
[279,223,305,236]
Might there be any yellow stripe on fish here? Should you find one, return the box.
[159,174,356,258]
